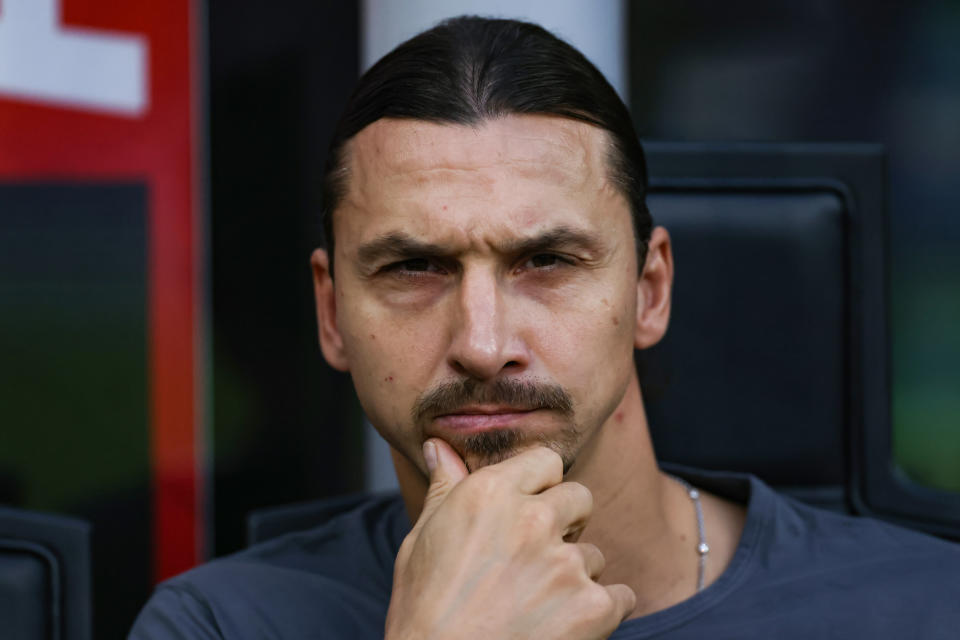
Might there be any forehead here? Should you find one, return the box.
[335,114,627,247]
[348,115,610,189]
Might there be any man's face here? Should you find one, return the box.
[319,114,642,474]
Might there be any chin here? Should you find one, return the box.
[456,427,580,474]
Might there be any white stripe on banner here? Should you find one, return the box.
[0,0,148,116]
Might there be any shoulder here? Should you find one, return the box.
[638,472,960,639]
[665,465,960,594]
[762,484,960,572]
[740,481,960,632]
[129,493,408,639]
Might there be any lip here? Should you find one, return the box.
[433,407,537,433]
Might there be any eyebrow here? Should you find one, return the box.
[355,232,449,267]
[499,226,606,257]
[355,226,606,268]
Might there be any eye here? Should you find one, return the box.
[523,253,570,270]
[384,257,446,276]
[395,258,430,271]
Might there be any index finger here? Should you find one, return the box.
[485,446,564,494]
[605,584,637,625]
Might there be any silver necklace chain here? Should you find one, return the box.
[667,474,709,592]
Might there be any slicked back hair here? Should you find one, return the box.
[321,16,652,273]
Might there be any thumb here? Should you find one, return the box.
[414,438,468,530]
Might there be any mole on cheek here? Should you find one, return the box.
[612,316,619,326]
[370,333,376,340]
[384,375,394,382]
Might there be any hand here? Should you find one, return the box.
[384,439,636,639]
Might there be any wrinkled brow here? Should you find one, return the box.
[355,233,448,266]
[355,227,606,266]
[498,226,606,257]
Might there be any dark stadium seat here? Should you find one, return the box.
[0,506,92,640]
[642,142,959,540]
[640,143,881,512]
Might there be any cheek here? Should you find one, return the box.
[530,287,637,401]
[338,302,447,431]
[343,306,446,373]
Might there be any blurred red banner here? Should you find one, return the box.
[0,0,206,582]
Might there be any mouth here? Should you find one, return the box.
[432,406,539,433]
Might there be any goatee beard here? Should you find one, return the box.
[412,378,580,473]
[459,426,581,473]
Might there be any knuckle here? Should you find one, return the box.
[535,446,564,474]
[517,500,556,536]
[522,445,562,473]
[581,584,616,620]
[465,467,503,498]
[556,544,584,572]
[568,481,593,508]
[582,542,603,566]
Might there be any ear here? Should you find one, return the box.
[635,226,674,349]
[310,248,350,371]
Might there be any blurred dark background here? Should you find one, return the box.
[205,0,363,563]
[0,0,957,636]
[627,1,960,494]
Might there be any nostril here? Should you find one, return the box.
[504,361,521,369]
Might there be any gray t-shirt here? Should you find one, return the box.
[130,468,960,639]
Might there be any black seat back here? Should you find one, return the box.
[0,506,92,640]
[641,143,881,514]
[641,143,960,541]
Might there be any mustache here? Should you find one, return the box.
[412,378,574,424]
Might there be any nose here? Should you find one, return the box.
[447,267,527,380]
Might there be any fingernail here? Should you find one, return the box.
[423,441,437,473]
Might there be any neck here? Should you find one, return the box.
[391,370,744,618]
[562,373,699,616]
